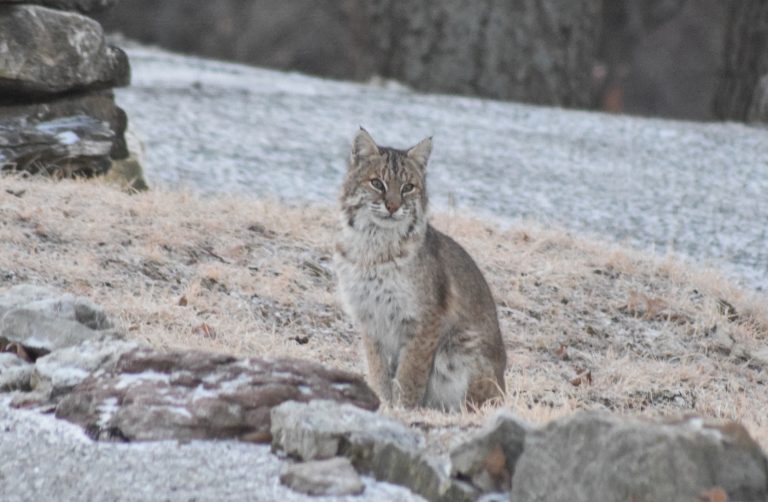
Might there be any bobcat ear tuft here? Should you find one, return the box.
[352,127,380,160]
[407,136,432,167]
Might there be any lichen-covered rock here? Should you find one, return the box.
[271,400,476,502]
[510,411,768,502]
[0,284,118,356]
[0,5,129,97]
[279,457,365,496]
[0,0,119,14]
[55,350,380,442]
[449,410,528,494]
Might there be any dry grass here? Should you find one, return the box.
[1,176,767,448]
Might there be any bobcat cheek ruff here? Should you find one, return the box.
[335,128,507,411]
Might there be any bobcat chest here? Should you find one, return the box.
[337,260,416,353]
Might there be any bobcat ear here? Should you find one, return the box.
[407,136,432,167]
[352,127,380,160]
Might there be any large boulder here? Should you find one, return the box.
[0,5,130,98]
[55,349,380,442]
[271,399,476,501]
[511,411,768,502]
[0,284,118,357]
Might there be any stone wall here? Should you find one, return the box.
[0,0,141,187]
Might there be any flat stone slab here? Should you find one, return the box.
[55,349,380,442]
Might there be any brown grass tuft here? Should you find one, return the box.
[1,176,766,448]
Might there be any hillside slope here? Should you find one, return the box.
[1,177,766,447]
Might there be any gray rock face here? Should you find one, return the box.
[271,400,475,502]
[449,410,528,494]
[0,0,120,14]
[0,284,117,356]
[0,5,129,97]
[280,457,365,496]
[55,350,380,442]
[0,353,33,391]
[510,411,768,502]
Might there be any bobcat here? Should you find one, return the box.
[335,128,506,410]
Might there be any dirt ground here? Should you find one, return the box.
[1,176,766,448]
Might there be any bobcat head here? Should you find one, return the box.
[340,128,432,233]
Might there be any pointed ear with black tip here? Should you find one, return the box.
[407,136,432,168]
[352,127,380,161]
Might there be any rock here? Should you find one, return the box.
[23,339,139,403]
[0,5,130,97]
[0,353,33,392]
[279,457,365,496]
[1,90,129,157]
[510,411,768,502]
[0,114,114,177]
[271,400,475,501]
[0,0,119,14]
[103,127,148,191]
[1,90,131,178]
[55,349,380,442]
[449,410,529,493]
[0,284,118,356]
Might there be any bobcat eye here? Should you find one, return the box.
[401,183,415,194]
[370,178,385,191]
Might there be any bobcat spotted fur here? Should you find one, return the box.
[335,128,506,410]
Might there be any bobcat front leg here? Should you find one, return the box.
[393,322,440,408]
[363,334,393,402]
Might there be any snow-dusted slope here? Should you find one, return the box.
[116,45,768,290]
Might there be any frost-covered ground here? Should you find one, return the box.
[0,396,422,501]
[115,45,768,291]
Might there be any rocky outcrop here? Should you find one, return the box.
[0,2,144,185]
[280,457,365,496]
[271,400,768,502]
[271,399,477,501]
[511,411,768,502]
[55,349,380,442]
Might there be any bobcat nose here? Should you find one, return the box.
[385,200,400,214]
